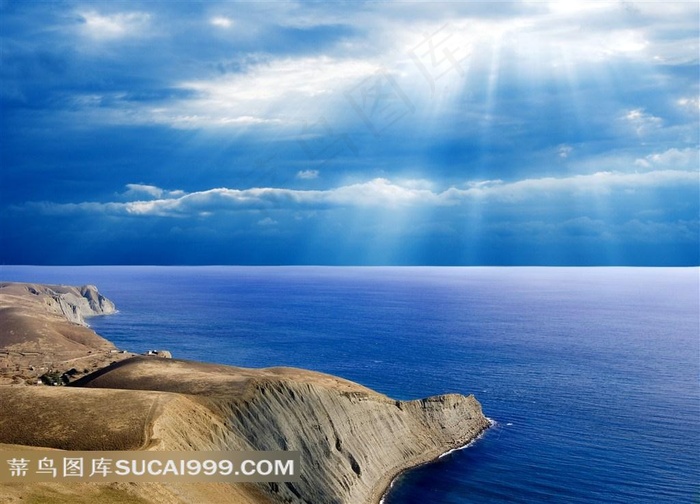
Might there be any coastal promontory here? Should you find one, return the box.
[0,282,489,504]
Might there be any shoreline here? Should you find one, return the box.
[377,418,494,504]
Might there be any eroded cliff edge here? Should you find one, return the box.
[0,282,116,326]
[0,282,131,386]
[0,282,489,504]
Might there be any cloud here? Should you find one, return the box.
[136,56,383,128]
[21,0,693,145]
[123,184,185,200]
[623,108,663,136]
[146,114,283,128]
[210,16,234,29]
[677,97,700,113]
[26,169,698,217]
[329,178,440,206]
[634,148,699,170]
[447,169,698,202]
[123,183,164,199]
[77,10,152,40]
[115,178,440,216]
[558,145,573,159]
[296,170,319,179]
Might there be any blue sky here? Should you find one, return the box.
[1,1,698,265]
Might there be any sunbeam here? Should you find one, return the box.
[1,1,697,265]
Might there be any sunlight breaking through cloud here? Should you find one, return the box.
[2,0,698,265]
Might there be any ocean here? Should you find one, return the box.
[1,266,698,503]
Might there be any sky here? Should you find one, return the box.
[1,0,698,265]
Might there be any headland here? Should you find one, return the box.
[0,282,489,504]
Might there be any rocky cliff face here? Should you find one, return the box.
[0,283,490,504]
[0,282,116,326]
[213,380,488,504]
[41,284,116,325]
[76,357,490,504]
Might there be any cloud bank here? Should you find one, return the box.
[29,168,698,217]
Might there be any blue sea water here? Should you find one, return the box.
[1,266,698,503]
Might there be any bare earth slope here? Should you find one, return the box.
[0,282,490,504]
[74,357,490,503]
[0,282,132,385]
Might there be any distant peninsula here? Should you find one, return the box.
[0,282,489,504]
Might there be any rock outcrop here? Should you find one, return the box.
[73,357,490,504]
[20,283,116,326]
[0,283,489,504]
[0,282,128,385]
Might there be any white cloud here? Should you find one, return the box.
[534,2,697,64]
[78,10,151,40]
[600,29,649,56]
[328,178,440,206]
[398,179,435,190]
[124,183,163,199]
[466,179,503,189]
[296,170,319,179]
[123,184,185,200]
[152,56,380,128]
[677,97,700,112]
[558,145,573,159]
[60,1,697,136]
[442,169,697,203]
[210,16,233,28]
[632,2,700,65]
[623,108,663,136]
[28,169,698,217]
[544,1,610,17]
[634,148,699,170]
[145,113,283,128]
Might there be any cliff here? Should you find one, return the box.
[0,282,489,504]
[0,282,116,326]
[50,283,117,325]
[0,282,132,386]
[72,357,490,503]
